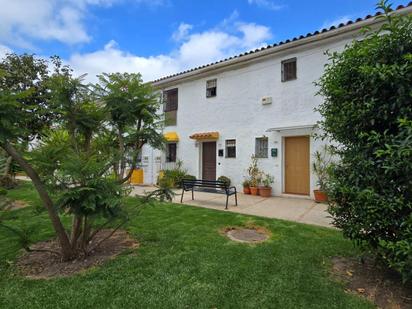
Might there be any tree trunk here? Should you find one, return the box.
[118,130,126,179]
[1,142,75,260]
[70,215,83,250]
[118,146,141,184]
[81,215,92,254]
[118,120,143,184]
[3,156,12,176]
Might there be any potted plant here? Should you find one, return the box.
[259,173,274,197]
[242,179,251,194]
[312,146,332,203]
[247,156,261,196]
[249,177,260,195]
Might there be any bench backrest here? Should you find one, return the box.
[182,179,228,191]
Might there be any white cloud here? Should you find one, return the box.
[247,0,284,11]
[321,16,352,29]
[237,23,272,49]
[68,16,273,82]
[0,8,273,83]
[172,23,193,42]
[68,40,179,82]
[0,0,90,46]
[0,0,167,48]
[0,44,12,59]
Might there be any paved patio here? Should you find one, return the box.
[131,186,333,228]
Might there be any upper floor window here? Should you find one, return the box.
[163,88,178,111]
[255,137,268,158]
[281,58,297,82]
[206,79,217,98]
[225,139,236,158]
[163,88,178,126]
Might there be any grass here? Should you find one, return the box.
[0,182,373,309]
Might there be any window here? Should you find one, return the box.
[206,79,217,98]
[166,143,177,162]
[163,88,178,111]
[255,137,268,158]
[163,88,178,126]
[225,139,236,158]
[281,58,297,82]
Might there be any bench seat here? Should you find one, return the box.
[181,179,238,209]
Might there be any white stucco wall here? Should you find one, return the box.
[142,34,356,198]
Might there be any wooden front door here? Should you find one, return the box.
[202,142,216,181]
[284,136,310,195]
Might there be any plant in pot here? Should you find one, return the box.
[242,179,251,194]
[259,173,274,197]
[312,146,332,203]
[249,178,259,195]
[247,156,261,196]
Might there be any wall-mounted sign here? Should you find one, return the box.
[218,149,224,157]
[271,148,278,157]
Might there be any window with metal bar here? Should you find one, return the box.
[281,58,297,82]
[163,88,178,126]
[225,139,236,158]
[206,79,217,98]
[255,137,268,158]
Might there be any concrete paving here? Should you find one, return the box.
[131,186,333,228]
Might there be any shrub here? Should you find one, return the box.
[161,161,192,188]
[217,176,231,187]
[183,175,196,181]
[316,2,412,282]
[146,177,175,202]
[261,174,274,188]
[242,179,250,187]
[247,156,262,187]
[162,169,186,188]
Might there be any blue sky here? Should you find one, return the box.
[0,0,406,81]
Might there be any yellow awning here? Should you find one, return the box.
[164,132,179,142]
[189,131,219,140]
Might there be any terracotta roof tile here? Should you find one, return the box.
[151,2,412,85]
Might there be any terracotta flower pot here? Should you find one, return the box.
[243,186,251,194]
[259,186,272,198]
[250,186,259,195]
[314,190,328,203]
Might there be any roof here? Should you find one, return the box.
[152,2,412,87]
[189,132,219,140]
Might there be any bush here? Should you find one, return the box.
[183,175,196,181]
[217,176,231,187]
[316,3,412,282]
[162,169,186,188]
[160,161,195,188]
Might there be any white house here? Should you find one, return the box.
[138,4,412,199]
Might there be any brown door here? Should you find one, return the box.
[202,142,216,181]
[284,136,310,195]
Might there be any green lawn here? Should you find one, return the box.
[0,182,372,309]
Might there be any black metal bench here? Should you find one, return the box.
[180,179,238,209]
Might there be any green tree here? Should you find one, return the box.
[0,56,75,259]
[0,55,163,260]
[316,1,412,281]
[94,72,164,183]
